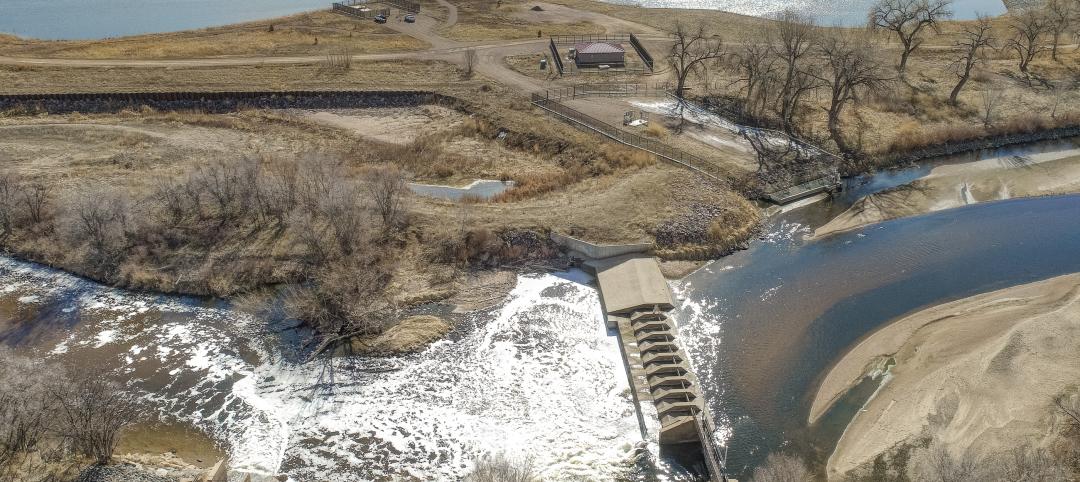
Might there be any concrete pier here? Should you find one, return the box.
[585,255,725,478]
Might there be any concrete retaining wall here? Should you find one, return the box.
[550,232,651,260]
[0,90,461,114]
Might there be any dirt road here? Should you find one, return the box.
[0,1,669,97]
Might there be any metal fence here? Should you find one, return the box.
[383,0,420,13]
[549,34,631,45]
[539,83,670,102]
[629,33,654,71]
[531,92,726,183]
[563,63,651,76]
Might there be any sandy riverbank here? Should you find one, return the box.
[810,273,1080,479]
[814,149,1080,238]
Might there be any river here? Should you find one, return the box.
[2,140,1080,480]
[0,263,647,480]
[671,138,1080,476]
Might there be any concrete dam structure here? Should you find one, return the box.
[585,255,727,479]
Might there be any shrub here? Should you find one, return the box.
[464,454,537,482]
[643,122,670,138]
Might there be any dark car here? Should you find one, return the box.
[373,14,387,23]
[404,14,416,23]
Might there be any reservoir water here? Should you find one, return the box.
[0,0,327,40]
[0,0,1008,40]
[599,0,1006,26]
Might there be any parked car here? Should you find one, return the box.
[373,14,387,23]
[404,14,416,23]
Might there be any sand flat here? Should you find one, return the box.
[812,273,1080,479]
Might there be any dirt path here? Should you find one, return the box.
[0,1,665,98]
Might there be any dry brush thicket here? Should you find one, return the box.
[0,348,147,482]
[0,155,409,339]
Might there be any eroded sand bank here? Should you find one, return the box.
[810,273,1080,478]
[814,150,1080,238]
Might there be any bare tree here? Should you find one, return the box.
[728,40,777,118]
[150,177,192,228]
[1056,393,1080,433]
[0,174,18,237]
[817,32,890,154]
[365,165,407,228]
[1006,8,1052,74]
[191,160,244,221]
[464,453,536,482]
[996,445,1065,481]
[70,189,130,256]
[748,452,812,482]
[668,21,725,98]
[0,349,77,482]
[1044,0,1073,60]
[869,0,953,76]
[948,14,995,104]
[918,442,983,482]
[980,83,1006,126]
[48,369,146,465]
[463,48,478,79]
[20,180,49,225]
[771,10,819,132]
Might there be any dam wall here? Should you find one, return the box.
[0,90,462,114]
[585,255,726,479]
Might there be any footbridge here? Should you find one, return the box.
[584,254,727,480]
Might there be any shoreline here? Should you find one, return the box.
[811,273,1080,478]
[814,146,1080,239]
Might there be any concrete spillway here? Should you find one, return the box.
[586,255,725,478]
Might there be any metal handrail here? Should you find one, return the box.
[550,34,632,46]
[695,414,727,481]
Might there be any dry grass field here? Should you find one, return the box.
[441,0,605,40]
[0,59,466,93]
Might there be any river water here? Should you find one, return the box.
[3,140,1080,479]
[0,264,648,480]
[670,138,1080,476]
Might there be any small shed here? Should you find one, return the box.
[574,42,625,66]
